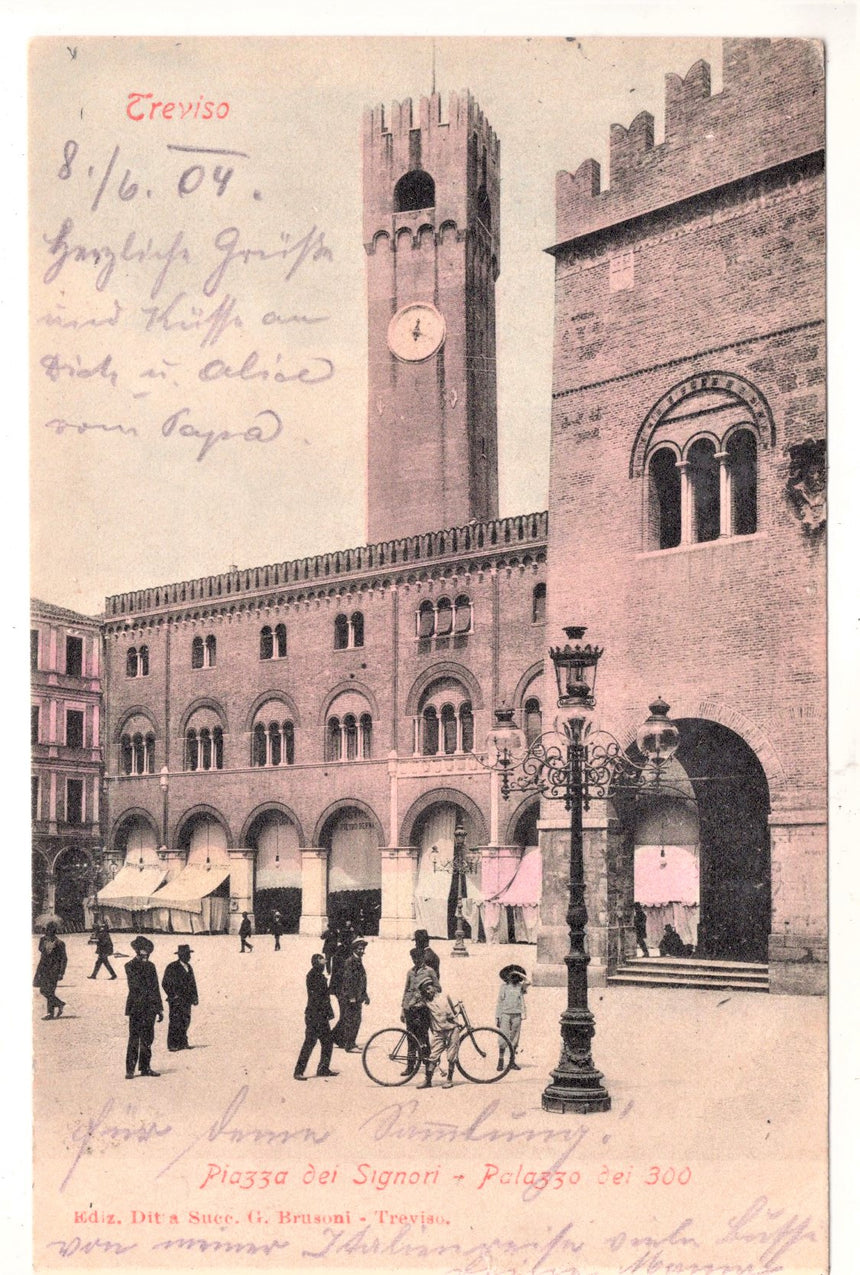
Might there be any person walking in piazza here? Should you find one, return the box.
[401,947,440,1074]
[633,902,650,957]
[161,944,199,1052]
[124,936,163,1078]
[332,937,370,1052]
[33,921,67,1020]
[293,954,339,1081]
[417,980,460,1089]
[495,963,528,1071]
[413,928,440,979]
[239,912,254,953]
[271,911,284,952]
[88,920,117,979]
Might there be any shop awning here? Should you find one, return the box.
[493,848,541,906]
[149,865,230,914]
[97,864,167,911]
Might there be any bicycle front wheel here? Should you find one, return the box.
[362,1028,422,1086]
[456,1027,514,1083]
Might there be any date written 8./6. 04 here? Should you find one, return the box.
[598,1165,692,1186]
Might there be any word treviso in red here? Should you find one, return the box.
[127,94,230,122]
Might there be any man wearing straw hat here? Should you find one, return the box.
[162,943,199,1052]
[124,936,163,1078]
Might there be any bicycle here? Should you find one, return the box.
[362,998,514,1086]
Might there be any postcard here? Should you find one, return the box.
[29,33,829,1275]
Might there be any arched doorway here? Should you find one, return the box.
[411,802,482,940]
[247,809,302,934]
[32,851,50,926]
[156,812,231,934]
[626,719,770,962]
[98,813,164,931]
[53,847,93,931]
[319,806,381,935]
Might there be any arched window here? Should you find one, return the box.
[252,722,267,766]
[205,634,217,667]
[417,600,435,639]
[531,583,546,625]
[260,626,273,660]
[727,430,757,535]
[325,692,373,761]
[441,703,457,754]
[326,716,342,761]
[191,636,204,669]
[394,170,435,212]
[145,733,155,772]
[185,713,223,771]
[132,733,145,774]
[350,612,364,649]
[120,735,133,775]
[422,706,439,756]
[688,439,720,543]
[334,614,349,650]
[640,383,763,551]
[435,597,453,637]
[524,697,542,747]
[454,595,472,635]
[275,623,287,658]
[360,713,372,759]
[648,448,682,550]
[417,678,474,755]
[251,706,295,767]
[126,647,137,678]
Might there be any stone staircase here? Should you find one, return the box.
[608,956,769,992]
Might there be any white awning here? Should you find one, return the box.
[149,865,230,913]
[97,864,167,911]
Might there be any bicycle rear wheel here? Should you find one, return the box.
[456,1028,514,1083]
[362,1028,422,1086]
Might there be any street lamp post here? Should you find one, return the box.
[159,765,169,850]
[487,625,680,1115]
[431,819,481,956]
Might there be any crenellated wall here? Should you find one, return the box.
[554,39,824,247]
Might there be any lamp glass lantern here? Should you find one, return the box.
[635,697,680,765]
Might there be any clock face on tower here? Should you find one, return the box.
[387,303,446,363]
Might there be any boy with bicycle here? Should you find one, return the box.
[417,981,460,1089]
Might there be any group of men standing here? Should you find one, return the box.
[122,936,200,1078]
[293,933,370,1079]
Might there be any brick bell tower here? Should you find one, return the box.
[363,91,500,543]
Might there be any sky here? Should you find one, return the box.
[28,35,728,616]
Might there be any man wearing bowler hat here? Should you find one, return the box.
[124,936,163,1078]
[161,943,199,1052]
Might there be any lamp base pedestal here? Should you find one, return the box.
[541,1005,611,1114]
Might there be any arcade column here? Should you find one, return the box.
[378,846,419,939]
[299,848,328,937]
[227,848,256,935]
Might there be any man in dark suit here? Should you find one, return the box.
[271,911,284,951]
[124,935,163,1078]
[88,921,117,979]
[294,953,339,1080]
[332,937,370,1053]
[161,943,199,1051]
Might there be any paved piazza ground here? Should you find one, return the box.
[30,932,827,1275]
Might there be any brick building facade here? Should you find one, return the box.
[33,40,826,993]
[538,38,826,994]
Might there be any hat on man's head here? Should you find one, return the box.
[500,963,527,982]
[414,929,429,944]
[352,937,368,949]
[176,944,193,958]
[44,921,58,935]
[131,935,154,954]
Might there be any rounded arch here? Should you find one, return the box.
[370,229,391,254]
[244,689,302,731]
[504,794,541,848]
[50,842,96,875]
[398,787,488,848]
[511,660,546,717]
[108,806,160,852]
[611,698,787,800]
[240,801,306,848]
[312,798,386,850]
[630,371,776,478]
[178,696,229,736]
[680,431,721,461]
[404,661,484,717]
[394,169,435,212]
[173,804,234,850]
[317,679,380,730]
[113,704,159,741]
